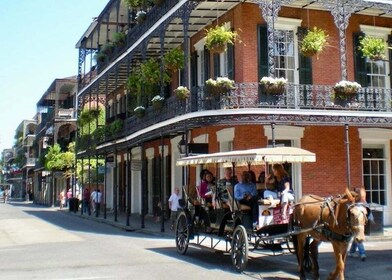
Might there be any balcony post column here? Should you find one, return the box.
[320,0,363,81]
[159,26,166,96]
[180,1,194,89]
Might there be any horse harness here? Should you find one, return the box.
[295,195,367,243]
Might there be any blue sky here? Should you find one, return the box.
[0,0,108,152]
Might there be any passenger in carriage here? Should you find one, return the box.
[198,170,215,207]
[257,171,277,199]
[234,171,259,227]
[272,163,294,219]
[217,167,238,209]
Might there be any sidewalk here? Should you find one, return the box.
[62,206,392,241]
[64,208,176,238]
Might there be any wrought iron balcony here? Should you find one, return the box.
[57,108,75,119]
[25,158,37,167]
[83,83,391,147]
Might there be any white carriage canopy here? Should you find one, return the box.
[176,146,316,167]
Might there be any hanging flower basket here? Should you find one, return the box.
[205,77,235,95]
[332,81,361,99]
[133,106,145,118]
[210,44,226,54]
[136,11,146,24]
[300,27,329,58]
[174,86,190,100]
[259,77,288,95]
[205,24,239,54]
[359,36,386,61]
[151,95,165,110]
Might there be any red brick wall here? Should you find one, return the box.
[179,124,370,198]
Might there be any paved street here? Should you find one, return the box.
[1,202,391,280]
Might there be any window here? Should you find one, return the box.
[360,25,391,89]
[363,147,386,205]
[273,18,302,83]
[274,29,296,82]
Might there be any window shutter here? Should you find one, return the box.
[388,35,392,87]
[190,51,198,88]
[227,44,235,80]
[204,46,210,80]
[297,27,313,85]
[258,25,269,79]
[213,53,220,78]
[353,32,368,87]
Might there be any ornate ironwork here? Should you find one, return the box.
[256,0,296,77]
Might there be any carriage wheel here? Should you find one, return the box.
[176,212,190,255]
[231,225,249,272]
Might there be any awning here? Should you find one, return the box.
[176,146,316,166]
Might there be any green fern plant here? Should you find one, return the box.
[359,36,386,60]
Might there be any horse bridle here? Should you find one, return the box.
[346,203,368,232]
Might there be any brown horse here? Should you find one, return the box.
[292,189,368,280]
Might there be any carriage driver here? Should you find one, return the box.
[234,171,259,228]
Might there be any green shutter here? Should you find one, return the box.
[213,53,220,78]
[227,44,235,80]
[190,51,198,87]
[297,27,313,85]
[204,46,210,80]
[353,32,368,87]
[258,25,269,79]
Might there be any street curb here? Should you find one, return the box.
[60,210,174,239]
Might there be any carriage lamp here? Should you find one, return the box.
[177,135,187,155]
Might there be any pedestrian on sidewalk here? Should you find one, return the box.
[82,187,91,215]
[348,187,368,261]
[168,187,181,230]
[90,189,97,214]
[93,189,103,217]
[58,190,65,209]
[66,188,73,208]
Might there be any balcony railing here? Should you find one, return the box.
[81,83,391,149]
[57,108,75,119]
[25,158,37,167]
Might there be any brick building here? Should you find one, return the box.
[75,0,392,226]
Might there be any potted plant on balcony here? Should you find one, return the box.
[112,31,127,48]
[259,76,288,95]
[136,10,147,24]
[164,48,185,71]
[300,27,329,58]
[174,86,190,100]
[205,24,239,53]
[133,106,146,118]
[205,77,235,95]
[151,95,165,110]
[359,36,387,60]
[333,80,361,97]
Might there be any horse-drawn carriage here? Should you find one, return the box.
[174,146,369,280]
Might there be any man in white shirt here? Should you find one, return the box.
[90,189,97,214]
[93,189,103,217]
[168,187,181,230]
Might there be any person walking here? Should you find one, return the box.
[348,187,368,261]
[82,187,91,215]
[168,188,181,230]
[66,188,73,208]
[90,189,97,214]
[92,189,102,217]
[58,190,65,209]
